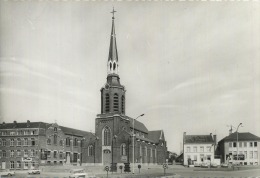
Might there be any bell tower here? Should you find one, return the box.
[100,8,126,115]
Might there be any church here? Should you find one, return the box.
[81,10,168,167]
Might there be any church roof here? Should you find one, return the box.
[125,116,148,134]
[59,126,91,137]
[220,132,260,142]
[184,134,214,144]
[148,130,165,143]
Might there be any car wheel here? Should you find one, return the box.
[8,173,12,176]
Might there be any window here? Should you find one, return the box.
[239,142,242,147]
[10,139,14,146]
[2,150,6,158]
[3,139,6,146]
[10,150,14,157]
[140,146,142,156]
[74,138,78,147]
[60,152,63,159]
[194,155,197,161]
[113,93,119,112]
[17,138,21,146]
[24,150,28,157]
[207,146,211,152]
[10,131,16,135]
[54,127,57,132]
[254,151,258,159]
[47,151,51,158]
[47,138,51,145]
[254,142,257,147]
[121,144,126,156]
[103,127,111,146]
[32,130,37,135]
[150,148,153,158]
[17,161,21,169]
[233,142,237,147]
[155,148,157,159]
[54,135,57,145]
[193,147,197,152]
[121,95,125,113]
[24,130,29,135]
[249,151,253,158]
[24,138,29,146]
[244,142,247,147]
[54,151,57,158]
[60,140,63,146]
[2,131,7,136]
[88,145,94,156]
[66,138,70,146]
[200,146,204,152]
[229,142,232,147]
[31,150,35,157]
[31,138,35,146]
[17,150,21,157]
[105,94,110,112]
[145,146,147,157]
[250,142,253,147]
[200,154,204,161]
[10,161,15,169]
[207,155,211,161]
[18,130,23,135]
[186,147,190,152]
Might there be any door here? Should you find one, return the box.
[2,161,6,169]
[103,149,111,165]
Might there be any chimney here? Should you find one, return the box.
[183,132,186,144]
[27,120,30,127]
[213,135,217,145]
[3,122,5,125]
[229,128,232,135]
[14,121,17,124]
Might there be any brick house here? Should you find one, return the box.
[0,120,92,170]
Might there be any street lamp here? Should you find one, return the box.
[236,123,243,163]
[132,113,145,174]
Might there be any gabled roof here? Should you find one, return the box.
[136,135,155,144]
[59,126,91,137]
[148,130,164,143]
[220,132,260,142]
[184,134,214,144]
[125,116,148,133]
[0,121,50,129]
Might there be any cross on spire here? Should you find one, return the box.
[111,7,116,19]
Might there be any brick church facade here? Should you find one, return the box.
[82,11,168,166]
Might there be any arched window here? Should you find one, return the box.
[54,135,57,145]
[105,94,110,112]
[54,127,57,132]
[66,138,70,146]
[17,138,21,146]
[110,62,112,71]
[145,146,147,157]
[113,93,119,112]
[60,140,63,146]
[103,126,111,146]
[88,145,94,156]
[10,139,14,146]
[47,138,51,145]
[2,139,6,146]
[140,146,142,156]
[121,143,126,156]
[150,148,153,158]
[121,95,125,113]
[113,62,116,71]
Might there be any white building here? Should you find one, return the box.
[183,132,217,166]
[217,132,260,165]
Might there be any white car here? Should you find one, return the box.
[69,169,88,178]
[0,169,15,176]
[28,169,41,174]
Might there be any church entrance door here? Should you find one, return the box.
[103,149,111,165]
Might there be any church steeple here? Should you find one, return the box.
[107,7,119,75]
[100,8,126,115]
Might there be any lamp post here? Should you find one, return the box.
[132,114,145,174]
[236,123,243,163]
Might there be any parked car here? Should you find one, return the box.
[201,162,209,168]
[210,163,218,168]
[0,169,15,176]
[194,162,201,167]
[69,169,88,178]
[28,169,41,174]
[221,163,228,168]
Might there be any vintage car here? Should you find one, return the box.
[201,162,209,168]
[210,163,218,168]
[69,169,88,178]
[221,163,229,168]
[0,169,15,176]
[28,168,41,174]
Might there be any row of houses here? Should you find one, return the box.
[182,131,260,166]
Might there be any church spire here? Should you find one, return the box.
[107,7,119,75]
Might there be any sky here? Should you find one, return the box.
[0,1,259,153]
